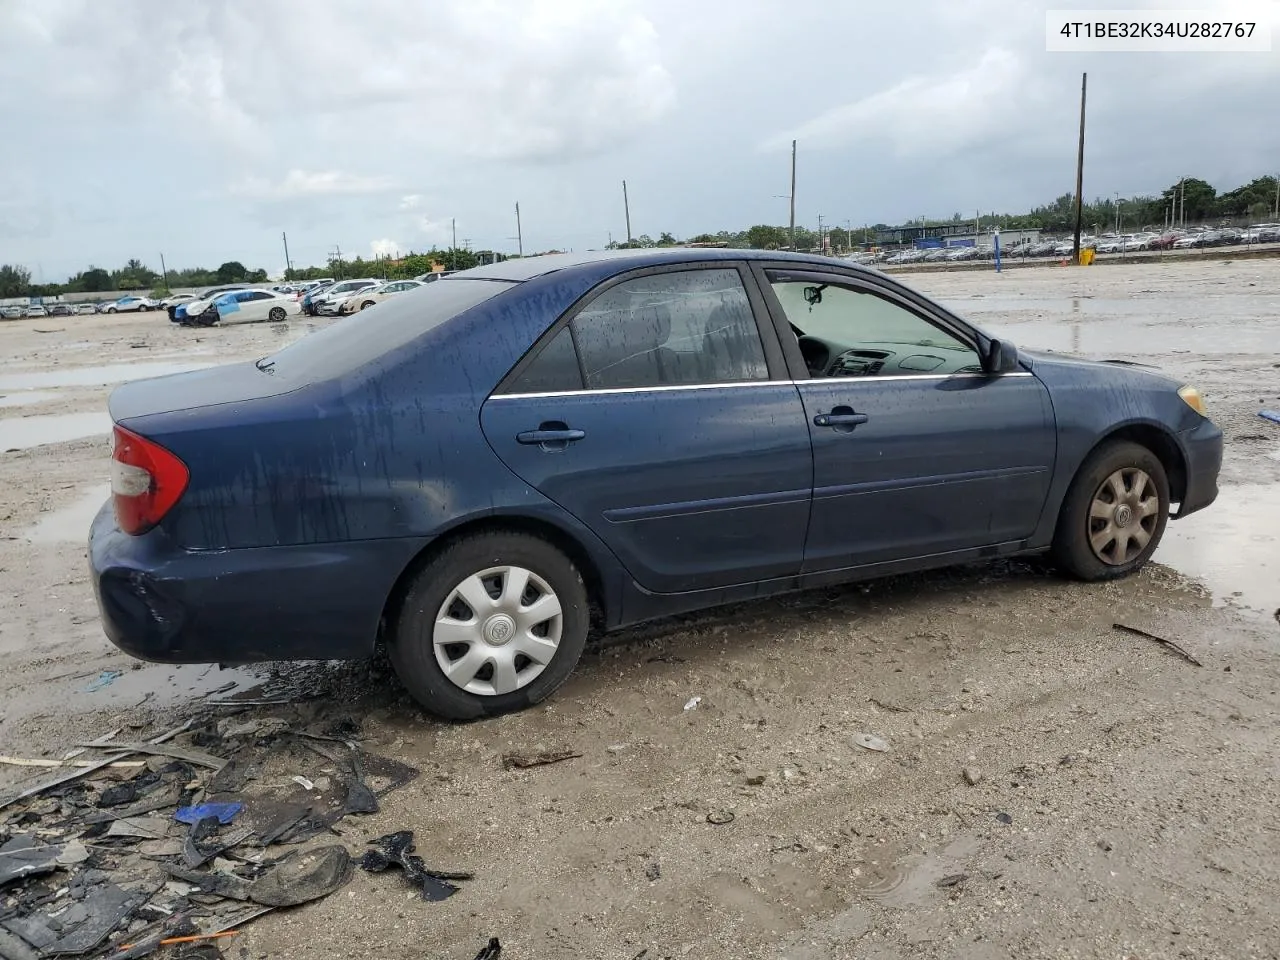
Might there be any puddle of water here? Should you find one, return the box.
[0,412,112,450]
[942,294,1280,357]
[1157,484,1278,620]
[0,361,213,391]
[0,390,60,408]
[26,484,111,542]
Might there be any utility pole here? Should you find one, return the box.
[332,244,343,279]
[282,232,292,277]
[159,252,169,291]
[451,218,457,270]
[789,139,797,251]
[515,202,523,256]
[622,180,632,245]
[817,213,823,254]
[1071,72,1087,264]
[1273,173,1278,219]
[1115,192,1121,234]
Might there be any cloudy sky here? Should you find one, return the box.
[1,0,1275,280]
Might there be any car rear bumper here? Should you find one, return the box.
[1174,417,1222,518]
[89,501,429,664]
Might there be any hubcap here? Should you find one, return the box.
[1087,467,1160,565]
[432,565,562,696]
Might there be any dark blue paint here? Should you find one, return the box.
[90,248,1223,667]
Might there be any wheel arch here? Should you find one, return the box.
[1091,421,1187,504]
[376,512,612,648]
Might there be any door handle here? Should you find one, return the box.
[517,422,585,451]
[813,410,869,428]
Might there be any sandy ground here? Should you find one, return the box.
[1,260,1279,959]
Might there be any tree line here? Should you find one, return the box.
[3,174,1276,300]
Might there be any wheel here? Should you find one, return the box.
[139,305,149,312]
[106,307,117,313]
[268,306,286,322]
[359,300,375,311]
[388,531,590,720]
[1051,440,1170,581]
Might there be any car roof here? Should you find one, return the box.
[458,247,867,282]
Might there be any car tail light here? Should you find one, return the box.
[111,425,189,535]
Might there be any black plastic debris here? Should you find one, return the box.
[0,836,64,888]
[473,937,502,959]
[46,882,149,956]
[359,832,472,901]
[97,782,140,809]
[248,845,352,907]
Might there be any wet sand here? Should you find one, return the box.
[0,261,1278,958]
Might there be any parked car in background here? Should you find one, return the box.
[0,305,24,319]
[415,271,458,284]
[1172,233,1204,249]
[300,282,336,315]
[161,294,197,308]
[175,289,302,326]
[170,287,250,322]
[46,303,75,317]
[313,279,380,316]
[338,279,426,314]
[75,303,98,315]
[105,295,159,313]
[1149,231,1184,250]
[90,248,1222,720]
[23,304,48,318]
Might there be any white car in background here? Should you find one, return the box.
[23,304,49,318]
[74,303,98,314]
[105,295,160,313]
[313,278,380,315]
[337,279,425,314]
[177,288,302,326]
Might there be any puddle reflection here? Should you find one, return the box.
[1157,484,1278,620]
[0,412,111,450]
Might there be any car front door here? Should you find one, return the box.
[755,265,1056,573]
[481,263,812,594]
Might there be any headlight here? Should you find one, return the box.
[1178,385,1208,416]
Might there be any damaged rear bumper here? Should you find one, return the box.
[88,501,428,664]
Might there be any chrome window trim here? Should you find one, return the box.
[490,371,1032,401]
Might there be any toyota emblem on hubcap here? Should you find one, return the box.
[484,614,515,645]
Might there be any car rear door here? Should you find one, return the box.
[755,264,1056,573]
[480,263,812,594]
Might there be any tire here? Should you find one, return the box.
[359,300,375,311]
[1051,440,1170,582]
[268,307,286,322]
[106,307,116,314]
[388,531,590,720]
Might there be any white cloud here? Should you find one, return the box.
[370,238,400,258]
[762,49,1029,158]
[229,170,397,201]
[399,195,422,210]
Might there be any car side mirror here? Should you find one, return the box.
[984,338,1020,373]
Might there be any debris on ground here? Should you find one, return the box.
[705,810,735,825]
[868,697,910,713]
[1113,623,1204,667]
[962,767,983,786]
[683,696,702,711]
[500,750,580,771]
[1257,409,1280,424]
[358,831,472,901]
[935,873,968,888]
[83,670,122,693]
[854,733,891,753]
[472,937,502,959]
[0,714,420,956]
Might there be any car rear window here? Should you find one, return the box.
[258,278,511,381]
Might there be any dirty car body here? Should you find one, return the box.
[89,249,1222,718]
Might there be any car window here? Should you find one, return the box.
[260,278,509,381]
[246,291,274,301]
[505,327,583,394]
[767,277,980,377]
[571,268,768,390]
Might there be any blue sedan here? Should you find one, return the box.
[90,249,1222,719]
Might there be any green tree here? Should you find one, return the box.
[78,267,112,292]
[657,231,677,246]
[1161,178,1216,222]
[746,224,787,249]
[0,263,31,297]
[215,261,248,284]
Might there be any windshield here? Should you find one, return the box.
[258,278,510,381]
